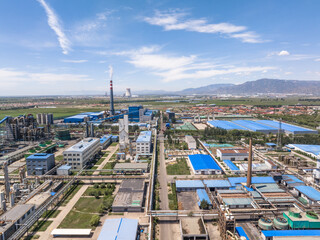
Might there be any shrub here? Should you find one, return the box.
[90,215,100,227]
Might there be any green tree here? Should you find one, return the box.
[90,215,100,227]
[200,200,209,210]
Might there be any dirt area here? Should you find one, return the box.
[177,191,199,210]
[206,222,222,240]
[193,123,208,130]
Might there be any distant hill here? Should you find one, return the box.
[176,83,234,95]
[177,79,320,95]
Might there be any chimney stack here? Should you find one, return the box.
[247,138,253,187]
[109,66,115,116]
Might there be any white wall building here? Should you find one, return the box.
[136,131,152,155]
[185,135,197,150]
[63,138,100,170]
[119,115,129,151]
[216,148,250,161]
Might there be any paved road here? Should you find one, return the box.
[157,113,173,240]
[93,144,119,174]
[39,185,89,240]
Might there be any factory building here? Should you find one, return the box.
[57,165,72,175]
[136,131,152,155]
[98,218,138,240]
[217,148,250,161]
[112,179,145,212]
[293,186,320,205]
[176,180,205,192]
[63,138,100,170]
[185,135,197,150]
[26,153,55,176]
[113,163,149,174]
[0,204,36,240]
[180,217,209,240]
[188,154,222,175]
[100,135,112,149]
[165,109,175,120]
[261,230,320,240]
[37,113,53,125]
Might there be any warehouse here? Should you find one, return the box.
[282,175,305,189]
[228,176,275,187]
[257,120,318,135]
[113,163,149,174]
[223,160,240,173]
[98,218,138,240]
[176,180,205,192]
[188,154,222,175]
[112,179,145,212]
[207,120,247,130]
[217,148,250,161]
[222,197,253,209]
[261,230,320,240]
[294,186,320,205]
[203,180,231,191]
[287,144,320,159]
[233,120,279,134]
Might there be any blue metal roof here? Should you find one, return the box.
[224,160,239,171]
[235,227,249,240]
[98,218,138,240]
[228,176,275,187]
[295,186,320,201]
[136,131,152,143]
[176,180,204,189]
[266,143,277,146]
[232,120,277,132]
[257,120,318,134]
[207,120,246,130]
[290,144,320,156]
[188,154,221,171]
[100,135,112,144]
[203,180,231,188]
[283,175,304,183]
[262,230,320,237]
[196,189,212,205]
[27,153,53,160]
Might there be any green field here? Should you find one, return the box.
[166,158,190,175]
[41,209,61,219]
[30,220,53,232]
[0,107,105,120]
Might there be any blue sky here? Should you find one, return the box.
[1,0,320,96]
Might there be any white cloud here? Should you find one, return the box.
[0,68,91,85]
[144,10,265,43]
[37,0,71,54]
[116,46,275,82]
[278,50,290,56]
[61,59,88,63]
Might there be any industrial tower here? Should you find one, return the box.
[109,66,115,116]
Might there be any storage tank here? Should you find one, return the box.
[273,217,289,230]
[258,217,273,230]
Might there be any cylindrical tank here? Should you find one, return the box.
[273,217,289,230]
[258,217,273,230]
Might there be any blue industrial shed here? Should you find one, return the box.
[235,227,249,240]
[203,180,231,189]
[98,218,138,240]
[224,160,240,171]
[196,189,212,208]
[228,176,275,187]
[176,180,204,191]
[207,120,247,130]
[188,154,222,175]
[294,186,320,202]
[261,230,320,239]
[257,120,318,135]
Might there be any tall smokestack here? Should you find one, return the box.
[109,65,115,116]
[247,138,253,187]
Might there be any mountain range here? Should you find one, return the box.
[135,79,320,96]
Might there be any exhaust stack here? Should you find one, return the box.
[109,66,115,116]
[247,138,253,187]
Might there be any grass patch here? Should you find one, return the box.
[30,220,53,232]
[55,155,64,161]
[103,161,117,169]
[58,211,97,229]
[83,184,115,196]
[166,158,190,175]
[41,209,61,219]
[102,151,111,157]
[111,142,118,146]
[96,157,106,165]
[59,183,83,206]
[73,197,104,213]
